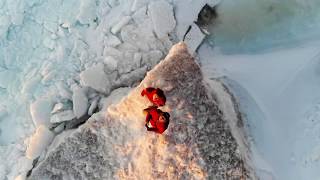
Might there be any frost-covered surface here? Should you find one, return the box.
[29,43,253,180]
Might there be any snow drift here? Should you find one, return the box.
[28,43,255,179]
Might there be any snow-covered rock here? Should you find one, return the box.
[72,87,89,119]
[30,98,53,128]
[29,43,254,179]
[50,110,76,123]
[26,125,54,160]
[148,0,176,38]
[80,63,111,94]
[184,23,206,54]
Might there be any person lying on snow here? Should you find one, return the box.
[141,87,166,107]
[143,106,170,134]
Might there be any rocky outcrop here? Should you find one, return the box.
[29,43,254,180]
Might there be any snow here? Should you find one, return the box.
[148,0,176,39]
[26,125,54,160]
[72,87,89,119]
[80,63,111,94]
[30,98,53,128]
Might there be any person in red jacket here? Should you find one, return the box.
[143,106,170,134]
[141,87,166,106]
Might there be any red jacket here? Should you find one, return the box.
[141,87,166,106]
[145,107,169,134]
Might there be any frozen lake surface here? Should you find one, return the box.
[200,0,320,179]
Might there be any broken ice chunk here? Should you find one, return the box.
[133,53,142,68]
[50,110,76,123]
[77,0,97,25]
[103,46,123,58]
[53,122,65,134]
[148,0,176,38]
[132,5,147,25]
[30,98,53,128]
[97,0,111,18]
[22,75,41,95]
[41,70,56,84]
[131,0,148,12]
[0,106,8,119]
[80,63,111,93]
[104,56,118,72]
[26,125,55,160]
[51,103,65,114]
[56,82,72,100]
[115,66,147,87]
[184,23,206,54]
[43,37,56,50]
[0,15,10,39]
[88,98,99,115]
[72,87,88,118]
[0,70,16,89]
[104,34,122,47]
[111,16,131,34]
